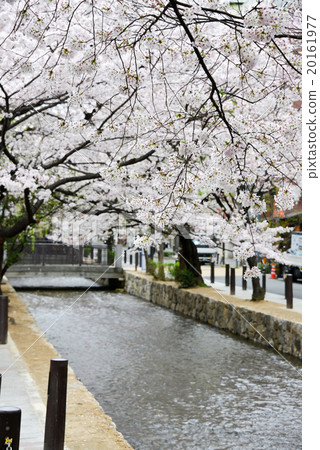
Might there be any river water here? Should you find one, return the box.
[19,289,302,449]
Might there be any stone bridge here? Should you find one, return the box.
[6,242,125,289]
[7,264,124,288]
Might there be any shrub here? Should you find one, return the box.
[168,262,196,288]
[167,262,180,279]
[164,250,176,257]
[147,260,165,281]
[107,249,115,264]
[178,268,196,288]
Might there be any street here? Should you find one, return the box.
[200,265,302,300]
[208,274,302,299]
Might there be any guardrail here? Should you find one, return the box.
[13,241,116,267]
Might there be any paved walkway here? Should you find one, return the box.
[203,278,302,313]
[0,336,45,449]
[200,266,302,313]
[124,263,302,313]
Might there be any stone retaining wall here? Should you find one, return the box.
[124,272,302,359]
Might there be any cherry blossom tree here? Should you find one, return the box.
[0,0,302,300]
[97,0,301,297]
[0,0,141,284]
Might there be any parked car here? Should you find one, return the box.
[194,240,217,265]
[283,232,302,281]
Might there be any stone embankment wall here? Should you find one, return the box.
[124,272,302,359]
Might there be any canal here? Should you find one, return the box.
[19,289,302,449]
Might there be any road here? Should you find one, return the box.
[200,265,302,299]
[208,275,302,299]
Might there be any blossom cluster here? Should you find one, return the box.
[243,266,261,280]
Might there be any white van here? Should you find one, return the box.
[193,240,217,265]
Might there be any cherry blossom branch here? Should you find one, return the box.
[168,0,234,140]
[118,149,156,167]
[42,140,91,169]
[47,173,101,191]
[0,200,44,239]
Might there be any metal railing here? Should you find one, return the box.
[13,241,115,266]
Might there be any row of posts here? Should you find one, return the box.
[210,262,293,309]
[0,357,68,449]
[0,292,68,449]
[122,252,294,308]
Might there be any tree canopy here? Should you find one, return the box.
[0,0,302,289]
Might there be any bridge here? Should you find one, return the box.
[6,240,125,289]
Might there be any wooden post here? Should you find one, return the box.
[262,272,266,292]
[225,264,230,287]
[230,268,235,295]
[0,295,8,345]
[286,274,293,309]
[210,262,215,284]
[44,359,68,450]
[0,407,21,449]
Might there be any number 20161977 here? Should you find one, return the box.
[307,15,317,75]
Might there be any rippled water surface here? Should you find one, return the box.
[20,290,302,449]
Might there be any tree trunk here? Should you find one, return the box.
[247,255,265,301]
[157,243,165,280]
[178,235,204,285]
[0,238,4,294]
[150,246,156,260]
[144,249,151,273]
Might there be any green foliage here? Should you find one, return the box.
[167,261,180,279]
[258,262,282,274]
[167,262,196,288]
[163,250,175,257]
[147,259,157,277]
[3,232,29,275]
[107,249,115,264]
[147,260,165,281]
[258,262,269,273]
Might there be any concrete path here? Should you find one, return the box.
[204,278,302,313]
[125,263,302,314]
[200,266,301,313]
[0,336,45,449]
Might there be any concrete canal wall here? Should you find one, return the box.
[124,271,302,359]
